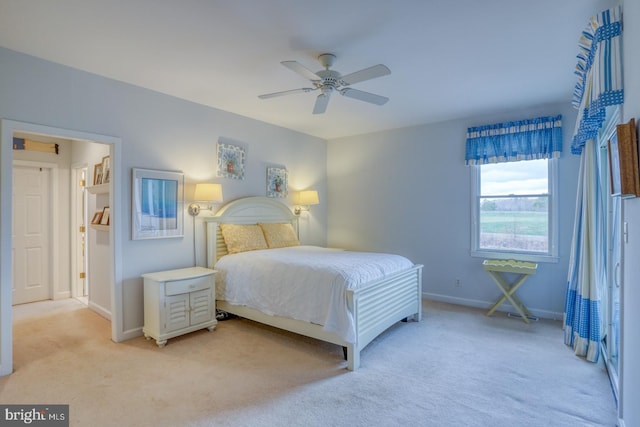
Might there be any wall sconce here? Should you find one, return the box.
[188,183,223,216]
[294,190,319,215]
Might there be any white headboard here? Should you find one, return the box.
[204,196,297,268]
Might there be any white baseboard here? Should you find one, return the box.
[120,327,143,342]
[88,302,144,342]
[88,301,111,321]
[423,292,564,321]
[54,291,71,300]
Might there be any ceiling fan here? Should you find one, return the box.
[258,53,391,114]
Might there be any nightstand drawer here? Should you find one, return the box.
[165,276,211,296]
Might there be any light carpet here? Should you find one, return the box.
[0,299,617,426]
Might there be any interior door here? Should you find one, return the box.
[609,196,621,378]
[597,108,621,403]
[12,165,51,305]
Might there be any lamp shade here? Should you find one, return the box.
[194,183,223,203]
[297,190,319,205]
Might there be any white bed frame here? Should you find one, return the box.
[205,196,423,370]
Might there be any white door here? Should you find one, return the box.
[597,109,621,403]
[12,165,51,305]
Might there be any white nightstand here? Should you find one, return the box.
[142,266,217,347]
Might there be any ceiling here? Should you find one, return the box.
[0,0,614,140]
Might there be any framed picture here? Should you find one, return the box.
[217,142,245,180]
[91,211,103,224]
[101,156,111,184]
[609,118,640,198]
[93,163,103,185]
[131,168,184,240]
[266,167,287,198]
[100,207,110,225]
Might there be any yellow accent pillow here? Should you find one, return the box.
[259,223,300,248]
[220,224,268,254]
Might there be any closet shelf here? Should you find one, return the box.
[87,183,109,194]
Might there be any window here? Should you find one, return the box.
[471,158,558,262]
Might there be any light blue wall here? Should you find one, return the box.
[327,103,580,319]
[0,47,327,336]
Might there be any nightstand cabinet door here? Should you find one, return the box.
[142,267,217,347]
[165,294,191,332]
[190,288,214,325]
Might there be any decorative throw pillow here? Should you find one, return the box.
[259,222,300,248]
[220,223,268,254]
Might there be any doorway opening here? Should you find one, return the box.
[0,119,123,377]
[12,133,109,309]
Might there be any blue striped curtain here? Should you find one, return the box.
[571,6,623,154]
[564,6,623,362]
[564,140,604,362]
[465,115,562,165]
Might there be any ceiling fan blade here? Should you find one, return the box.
[340,88,389,105]
[340,64,391,86]
[312,93,331,114]
[281,61,322,81]
[258,87,315,99]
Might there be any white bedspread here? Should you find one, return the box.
[214,245,414,343]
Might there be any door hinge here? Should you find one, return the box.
[79,272,86,279]
[79,225,86,233]
[80,179,86,187]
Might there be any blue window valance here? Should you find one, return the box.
[465,115,563,165]
[571,6,623,154]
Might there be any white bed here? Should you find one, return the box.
[205,197,423,370]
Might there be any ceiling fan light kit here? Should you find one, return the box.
[259,53,391,114]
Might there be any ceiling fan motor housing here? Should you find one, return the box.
[315,69,341,90]
[317,53,336,68]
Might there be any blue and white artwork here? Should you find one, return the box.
[217,142,245,180]
[266,167,287,198]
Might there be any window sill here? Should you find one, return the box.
[471,249,558,264]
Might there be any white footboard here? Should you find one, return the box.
[345,264,423,370]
